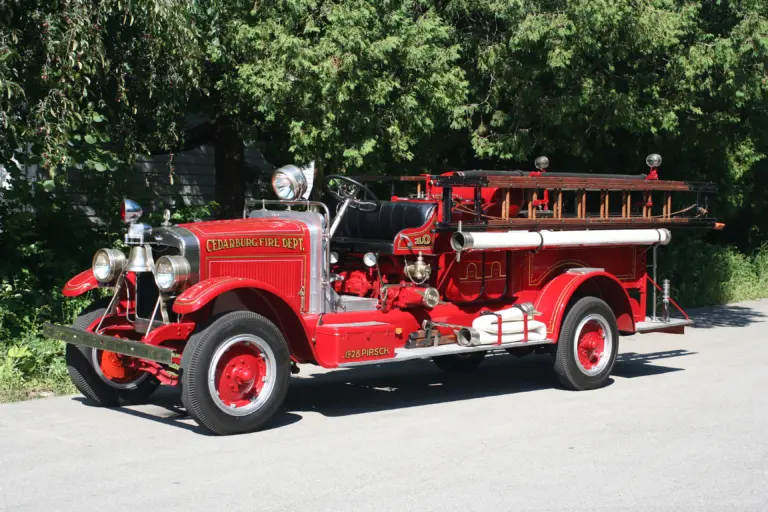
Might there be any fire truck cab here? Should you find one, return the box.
[45,155,719,435]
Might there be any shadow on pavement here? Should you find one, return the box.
[690,303,767,329]
[71,393,302,434]
[284,349,690,418]
[613,350,694,378]
[70,349,691,431]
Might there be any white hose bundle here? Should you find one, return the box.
[457,306,548,346]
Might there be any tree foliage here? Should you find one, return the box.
[226,0,467,172]
[0,0,201,183]
[1,0,768,397]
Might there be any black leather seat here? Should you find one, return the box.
[330,199,436,252]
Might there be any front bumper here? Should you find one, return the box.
[42,324,174,364]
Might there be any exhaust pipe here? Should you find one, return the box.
[457,328,481,347]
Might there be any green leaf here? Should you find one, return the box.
[84,134,96,144]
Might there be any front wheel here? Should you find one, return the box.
[553,297,618,390]
[66,300,160,406]
[181,311,291,435]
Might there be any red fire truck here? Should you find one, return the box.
[44,154,719,435]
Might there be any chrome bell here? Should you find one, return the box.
[125,246,152,273]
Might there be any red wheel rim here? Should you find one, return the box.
[92,349,149,389]
[214,343,267,408]
[208,335,277,416]
[573,314,612,376]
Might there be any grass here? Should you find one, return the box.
[0,379,75,403]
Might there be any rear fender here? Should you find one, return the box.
[534,271,635,340]
[63,269,98,297]
[173,277,317,363]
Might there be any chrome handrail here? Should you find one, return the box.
[243,199,331,231]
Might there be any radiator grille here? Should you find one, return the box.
[208,258,305,306]
[135,272,159,319]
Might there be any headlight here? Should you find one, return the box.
[272,165,308,200]
[645,153,662,168]
[92,249,126,283]
[155,255,191,292]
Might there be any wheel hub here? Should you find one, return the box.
[92,349,149,389]
[577,322,605,370]
[573,314,612,376]
[209,336,276,416]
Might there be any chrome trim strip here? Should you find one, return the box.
[338,338,555,368]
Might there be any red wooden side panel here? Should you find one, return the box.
[443,251,509,303]
[521,247,640,289]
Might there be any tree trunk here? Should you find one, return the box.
[214,116,246,219]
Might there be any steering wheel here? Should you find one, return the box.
[324,175,381,212]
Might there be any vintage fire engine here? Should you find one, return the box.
[44,154,719,435]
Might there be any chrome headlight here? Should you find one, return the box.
[271,165,308,200]
[92,249,126,283]
[155,255,191,292]
[645,153,662,168]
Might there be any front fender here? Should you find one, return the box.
[173,277,317,363]
[534,270,635,340]
[173,277,301,316]
[62,269,98,297]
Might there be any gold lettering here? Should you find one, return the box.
[206,236,310,253]
[343,347,389,359]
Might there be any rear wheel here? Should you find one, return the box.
[553,296,618,390]
[181,311,291,435]
[66,300,160,406]
[432,351,487,373]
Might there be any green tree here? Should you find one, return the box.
[0,0,201,184]
[182,0,467,214]
[441,0,768,221]
[226,0,467,175]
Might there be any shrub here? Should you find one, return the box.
[659,236,768,308]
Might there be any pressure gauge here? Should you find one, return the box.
[363,252,378,267]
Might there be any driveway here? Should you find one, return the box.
[1,300,767,511]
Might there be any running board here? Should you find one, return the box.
[635,317,692,335]
[338,338,555,368]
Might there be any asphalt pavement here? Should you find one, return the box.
[1,300,767,512]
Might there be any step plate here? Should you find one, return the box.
[338,338,554,368]
[635,317,693,334]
